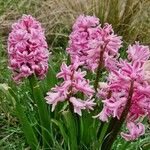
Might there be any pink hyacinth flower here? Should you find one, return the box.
[67,15,122,72]
[45,57,95,114]
[121,122,145,141]
[72,15,99,31]
[93,107,110,122]
[95,42,150,140]
[45,92,66,112]
[84,98,96,110]
[69,97,96,115]
[8,15,49,82]
[69,97,86,116]
[127,42,150,63]
[143,60,150,84]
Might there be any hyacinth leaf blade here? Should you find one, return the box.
[45,60,57,90]
[40,64,57,97]
[51,119,69,145]
[0,84,39,150]
[127,135,150,150]
[79,112,98,147]
[98,122,109,149]
[62,110,78,150]
[28,75,53,149]
[142,141,150,150]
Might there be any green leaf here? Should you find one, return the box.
[29,75,53,149]
[43,61,57,92]
[98,122,109,150]
[0,84,39,150]
[62,110,78,150]
[51,119,69,144]
[80,112,97,146]
[128,135,150,150]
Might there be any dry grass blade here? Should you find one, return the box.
[0,0,150,45]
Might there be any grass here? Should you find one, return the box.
[0,111,26,150]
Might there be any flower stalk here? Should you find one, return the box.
[94,48,105,92]
[102,80,134,150]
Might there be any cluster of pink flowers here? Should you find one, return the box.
[121,122,145,141]
[96,42,150,141]
[45,57,95,115]
[67,15,122,72]
[8,14,150,142]
[8,15,49,82]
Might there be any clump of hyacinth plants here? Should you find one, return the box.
[1,14,150,150]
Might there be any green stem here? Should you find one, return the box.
[63,110,78,150]
[97,90,112,145]
[103,117,118,139]
[101,80,134,150]
[94,49,105,92]
[97,122,104,139]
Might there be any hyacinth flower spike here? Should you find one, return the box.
[66,15,122,91]
[8,15,52,148]
[95,42,150,149]
[8,15,49,83]
[45,57,95,116]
